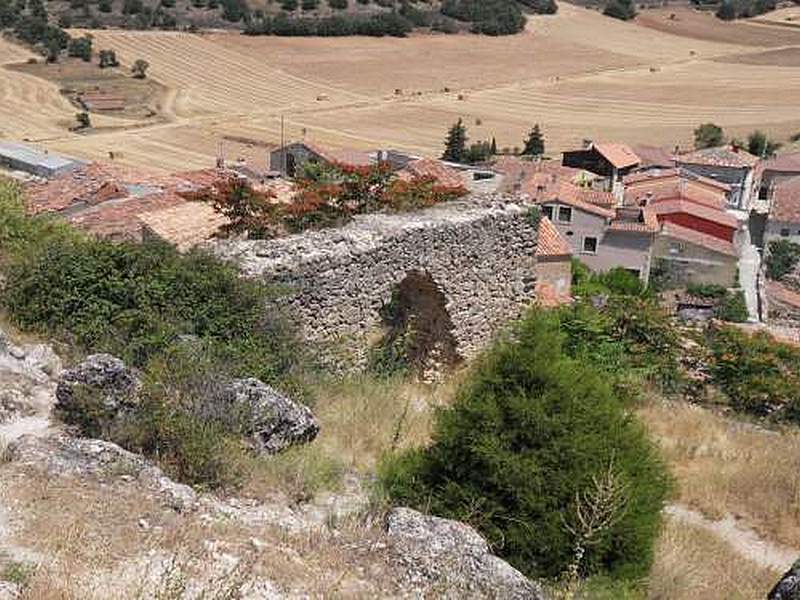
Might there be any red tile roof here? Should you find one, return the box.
[299,141,373,167]
[760,151,800,175]
[624,167,730,191]
[533,181,616,219]
[660,221,738,256]
[630,144,675,169]
[771,175,800,223]
[139,202,230,250]
[396,158,465,188]
[593,143,641,169]
[608,208,659,233]
[678,145,760,169]
[648,198,739,228]
[536,216,572,257]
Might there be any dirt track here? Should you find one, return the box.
[4,3,800,170]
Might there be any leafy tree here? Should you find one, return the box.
[693,122,724,149]
[75,111,91,129]
[522,123,545,156]
[747,130,781,158]
[98,49,119,68]
[131,58,149,78]
[380,310,671,580]
[716,0,736,19]
[603,0,636,20]
[465,140,493,164]
[122,0,142,13]
[68,35,93,61]
[766,240,800,280]
[442,118,468,163]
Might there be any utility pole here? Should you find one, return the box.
[280,115,286,176]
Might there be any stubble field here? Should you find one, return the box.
[3,3,800,171]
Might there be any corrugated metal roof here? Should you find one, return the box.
[0,140,85,172]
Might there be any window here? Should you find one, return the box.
[781,228,791,237]
[558,206,573,223]
[542,205,554,221]
[582,236,598,254]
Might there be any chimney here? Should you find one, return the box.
[582,138,593,150]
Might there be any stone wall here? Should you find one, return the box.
[212,195,539,368]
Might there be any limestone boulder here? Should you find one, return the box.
[55,354,140,428]
[386,507,544,599]
[220,378,319,454]
[770,558,800,600]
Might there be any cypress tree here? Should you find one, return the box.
[442,118,468,163]
[522,124,545,157]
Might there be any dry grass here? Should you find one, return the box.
[638,398,800,549]
[648,516,780,599]
[2,4,800,170]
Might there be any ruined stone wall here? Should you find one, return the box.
[212,196,539,368]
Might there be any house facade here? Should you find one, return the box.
[764,175,800,244]
[652,222,738,287]
[269,141,373,177]
[535,216,572,306]
[562,142,640,197]
[537,194,655,283]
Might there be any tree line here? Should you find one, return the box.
[442,118,546,164]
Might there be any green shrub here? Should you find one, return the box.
[706,326,800,422]
[380,310,671,581]
[766,239,800,280]
[686,283,727,299]
[717,290,748,323]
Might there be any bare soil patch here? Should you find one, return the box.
[714,46,800,66]
[636,6,800,46]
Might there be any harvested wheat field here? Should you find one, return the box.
[4,2,800,170]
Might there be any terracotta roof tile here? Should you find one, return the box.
[592,143,640,169]
[771,175,800,223]
[630,144,675,169]
[298,141,373,167]
[678,145,760,169]
[649,198,739,228]
[397,158,466,188]
[660,221,738,256]
[139,202,230,250]
[608,208,659,233]
[760,151,800,175]
[536,216,572,257]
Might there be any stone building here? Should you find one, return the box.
[211,195,539,370]
[535,217,572,306]
[676,145,760,211]
[652,222,739,288]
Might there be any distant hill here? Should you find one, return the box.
[0,0,558,42]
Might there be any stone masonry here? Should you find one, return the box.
[211,195,539,368]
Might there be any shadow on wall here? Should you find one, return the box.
[371,270,462,377]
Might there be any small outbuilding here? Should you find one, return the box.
[0,140,86,178]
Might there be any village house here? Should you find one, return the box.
[629,144,676,172]
[24,162,227,242]
[623,168,732,209]
[269,141,373,177]
[535,216,573,306]
[561,141,641,197]
[764,176,800,244]
[0,140,86,179]
[530,180,657,283]
[652,221,739,287]
[675,145,760,211]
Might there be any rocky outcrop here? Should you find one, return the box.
[56,353,140,412]
[7,433,196,512]
[220,378,319,454]
[770,558,800,600]
[386,507,544,599]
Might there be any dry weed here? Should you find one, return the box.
[648,516,779,599]
[638,397,800,548]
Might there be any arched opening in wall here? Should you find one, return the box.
[371,270,462,378]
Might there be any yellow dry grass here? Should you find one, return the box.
[2,4,800,170]
[639,398,800,550]
[648,516,780,599]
